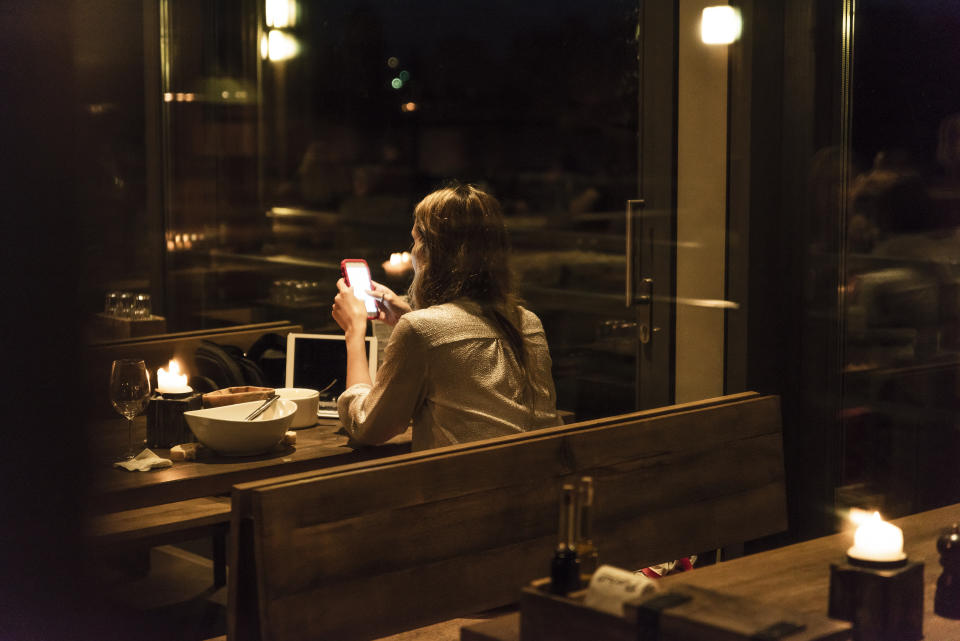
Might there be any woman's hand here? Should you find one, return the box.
[369,280,412,325]
[331,278,370,339]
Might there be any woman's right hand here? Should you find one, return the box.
[369,280,411,325]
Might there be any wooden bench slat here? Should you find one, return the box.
[259,431,785,595]
[87,496,231,542]
[255,394,781,529]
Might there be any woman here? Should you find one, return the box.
[331,183,558,450]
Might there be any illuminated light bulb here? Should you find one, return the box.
[265,0,297,27]
[391,77,403,90]
[184,93,195,102]
[163,92,174,102]
[166,240,175,251]
[267,29,299,61]
[701,6,742,45]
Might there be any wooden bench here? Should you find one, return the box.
[87,496,232,586]
[227,391,787,641]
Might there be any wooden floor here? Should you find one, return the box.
[96,544,228,641]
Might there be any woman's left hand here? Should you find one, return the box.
[332,278,369,338]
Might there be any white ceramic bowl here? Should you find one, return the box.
[184,398,296,456]
[276,387,320,428]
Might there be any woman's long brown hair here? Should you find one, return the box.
[408,183,530,386]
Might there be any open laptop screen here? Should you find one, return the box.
[285,333,378,416]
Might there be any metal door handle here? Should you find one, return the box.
[625,199,644,307]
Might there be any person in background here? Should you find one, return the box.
[331,182,559,450]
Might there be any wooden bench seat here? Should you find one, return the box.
[228,392,787,641]
[87,496,232,586]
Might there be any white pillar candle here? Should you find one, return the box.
[847,511,906,563]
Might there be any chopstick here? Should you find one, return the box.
[245,393,280,421]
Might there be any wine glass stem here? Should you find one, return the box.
[127,417,134,456]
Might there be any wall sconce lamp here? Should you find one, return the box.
[701,6,742,45]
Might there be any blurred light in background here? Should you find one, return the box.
[265,0,298,28]
[387,56,399,69]
[264,29,299,61]
[401,101,418,113]
[399,70,410,82]
[391,77,403,89]
[701,6,742,45]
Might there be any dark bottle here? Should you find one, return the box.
[550,483,581,594]
[575,476,598,577]
[935,523,960,619]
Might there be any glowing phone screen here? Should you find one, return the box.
[345,262,378,316]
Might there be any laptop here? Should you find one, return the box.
[285,333,378,417]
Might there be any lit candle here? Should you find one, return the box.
[847,511,907,564]
[382,251,413,276]
[156,359,193,396]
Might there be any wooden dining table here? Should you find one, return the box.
[89,416,412,514]
[455,502,960,641]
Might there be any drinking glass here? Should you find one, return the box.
[104,290,121,316]
[109,359,151,460]
[117,292,134,318]
[130,293,152,319]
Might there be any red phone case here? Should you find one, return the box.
[340,259,378,318]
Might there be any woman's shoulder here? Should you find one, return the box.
[517,306,546,335]
[396,302,479,340]
[400,301,546,341]
[402,302,474,327]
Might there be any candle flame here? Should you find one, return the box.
[848,508,878,526]
[383,251,413,275]
[157,359,188,389]
[848,509,905,563]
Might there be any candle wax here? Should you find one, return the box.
[847,511,906,563]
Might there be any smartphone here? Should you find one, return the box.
[340,259,379,319]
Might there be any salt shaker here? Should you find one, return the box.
[935,523,960,619]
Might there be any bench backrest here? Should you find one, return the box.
[229,392,786,641]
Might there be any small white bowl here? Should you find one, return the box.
[276,387,320,428]
[184,399,296,456]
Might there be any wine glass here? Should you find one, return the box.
[109,359,151,460]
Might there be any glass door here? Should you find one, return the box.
[155,0,677,422]
[255,0,655,422]
[631,0,677,410]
